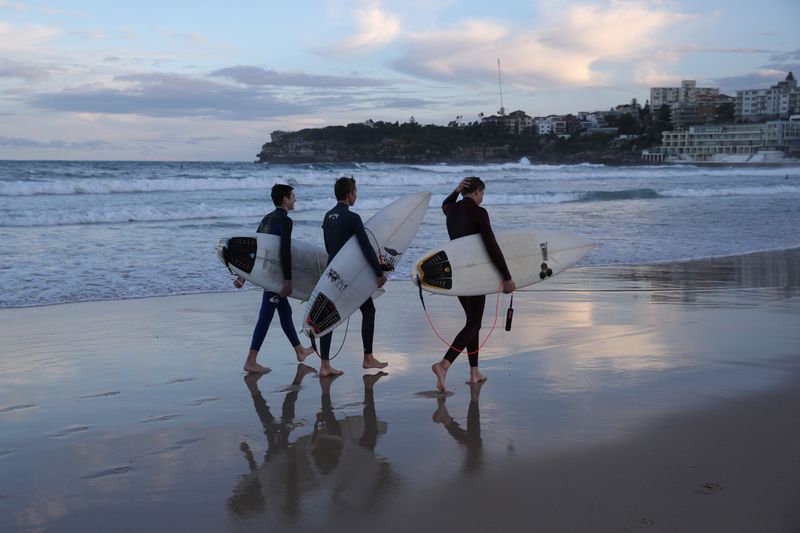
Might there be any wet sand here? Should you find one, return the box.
[1,249,799,532]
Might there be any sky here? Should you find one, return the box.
[0,0,798,161]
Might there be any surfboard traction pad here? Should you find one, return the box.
[306,292,342,334]
[417,250,453,290]
[222,237,257,274]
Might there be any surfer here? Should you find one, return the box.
[236,184,315,373]
[318,177,388,377]
[431,177,515,392]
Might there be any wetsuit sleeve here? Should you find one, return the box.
[477,208,512,280]
[442,189,460,215]
[350,213,383,277]
[280,217,293,280]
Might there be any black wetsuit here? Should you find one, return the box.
[319,202,383,360]
[249,208,300,351]
[442,191,511,366]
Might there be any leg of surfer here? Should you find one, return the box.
[359,298,387,369]
[318,332,343,377]
[244,291,278,373]
[274,296,315,362]
[432,295,484,391]
[466,295,487,384]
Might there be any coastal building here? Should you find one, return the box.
[736,72,799,122]
[641,118,800,163]
[534,115,568,136]
[481,110,533,134]
[650,80,719,109]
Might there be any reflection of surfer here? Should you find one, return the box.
[309,372,395,509]
[432,177,516,392]
[432,382,484,473]
[227,364,317,519]
[237,184,315,373]
[318,177,388,377]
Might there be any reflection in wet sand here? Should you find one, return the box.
[591,247,799,306]
[432,383,484,473]
[227,367,398,522]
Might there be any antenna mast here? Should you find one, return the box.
[497,58,505,116]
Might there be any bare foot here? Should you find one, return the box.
[432,361,449,393]
[362,354,388,369]
[319,362,343,377]
[244,362,271,374]
[363,371,388,390]
[296,345,316,363]
[467,369,487,385]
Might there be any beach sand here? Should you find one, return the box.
[1,249,798,532]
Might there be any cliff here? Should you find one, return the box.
[256,122,651,165]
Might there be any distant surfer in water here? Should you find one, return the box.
[318,176,388,377]
[236,184,315,373]
[432,177,515,392]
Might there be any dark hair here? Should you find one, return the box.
[334,176,356,201]
[461,176,485,196]
[271,183,294,206]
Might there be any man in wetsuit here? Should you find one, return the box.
[318,176,387,377]
[431,177,515,392]
[236,184,314,373]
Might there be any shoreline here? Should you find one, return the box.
[3,245,798,311]
[1,247,798,532]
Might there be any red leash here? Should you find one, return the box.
[416,278,504,355]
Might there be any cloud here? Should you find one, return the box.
[0,135,112,150]
[0,21,59,53]
[0,59,51,82]
[769,48,800,63]
[210,66,389,88]
[0,1,29,11]
[27,72,314,120]
[326,0,402,54]
[713,68,800,92]
[390,1,691,88]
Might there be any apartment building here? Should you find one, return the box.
[642,118,800,162]
[481,110,533,134]
[736,72,799,122]
[650,80,719,109]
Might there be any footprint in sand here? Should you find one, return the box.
[700,482,724,495]
[78,391,121,399]
[139,414,180,423]
[138,437,206,458]
[81,465,134,480]
[48,425,91,438]
[187,397,220,406]
[413,390,454,398]
[163,377,196,385]
[0,404,38,413]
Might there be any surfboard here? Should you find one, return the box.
[302,191,432,338]
[217,234,328,301]
[412,229,594,296]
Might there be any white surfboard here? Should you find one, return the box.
[412,229,594,296]
[217,234,327,301]
[302,191,432,338]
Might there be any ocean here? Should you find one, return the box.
[1,159,799,308]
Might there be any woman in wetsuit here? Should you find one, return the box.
[431,177,515,392]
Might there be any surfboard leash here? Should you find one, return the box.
[306,318,351,361]
[416,277,506,355]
